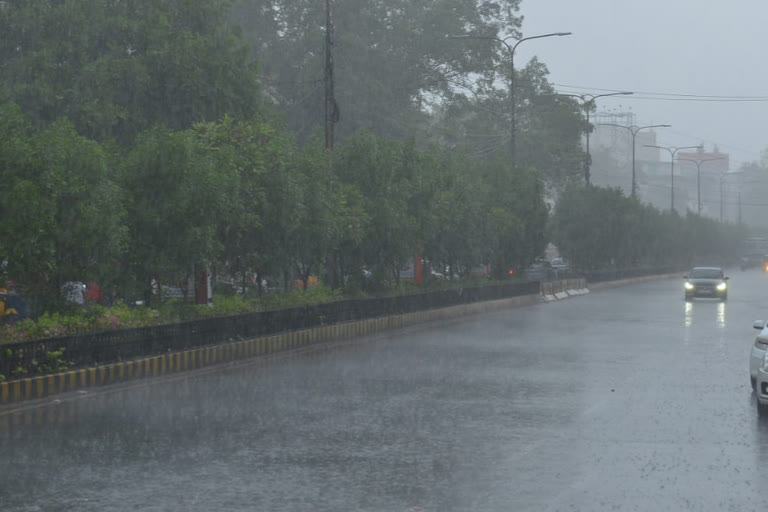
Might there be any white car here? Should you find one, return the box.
[757,352,768,416]
[750,320,768,390]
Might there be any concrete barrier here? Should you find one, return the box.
[540,278,588,302]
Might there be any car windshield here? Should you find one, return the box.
[690,268,723,279]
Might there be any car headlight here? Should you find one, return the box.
[684,282,694,290]
[716,282,727,291]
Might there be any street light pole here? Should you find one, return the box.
[677,157,726,215]
[597,123,671,198]
[643,145,702,211]
[448,32,572,165]
[720,173,724,222]
[558,92,633,184]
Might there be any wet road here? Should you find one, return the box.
[2,270,768,511]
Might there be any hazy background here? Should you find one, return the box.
[519,0,768,169]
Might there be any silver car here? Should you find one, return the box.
[750,320,768,390]
[757,352,768,417]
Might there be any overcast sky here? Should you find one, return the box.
[518,0,768,169]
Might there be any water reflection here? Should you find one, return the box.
[682,301,727,345]
[717,302,726,329]
[684,301,693,328]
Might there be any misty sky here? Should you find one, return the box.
[518,0,768,169]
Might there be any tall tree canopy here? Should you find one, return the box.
[0,0,262,146]
[231,0,522,142]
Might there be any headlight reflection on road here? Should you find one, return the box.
[684,301,693,329]
[717,302,726,329]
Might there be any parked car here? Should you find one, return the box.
[750,319,768,390]
[550,257,569,270]
[525,260,553,281]
[683,267,728,301]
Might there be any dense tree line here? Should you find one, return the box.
[551,184,748,272]
[0,103,547,303]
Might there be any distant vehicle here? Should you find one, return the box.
[683,267,728,302]
[549,258,569,278]
[550,258,569,270]
[525,260,553,281]
[750,320,768,390]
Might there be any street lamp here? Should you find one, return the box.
[597,123,671,198]
[643,144,703,211]
[677,157,726,215]
[448,31,572,164]
[558,92,633,184]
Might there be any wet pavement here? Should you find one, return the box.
[2,269,768,511]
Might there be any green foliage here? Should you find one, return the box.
[232,0,522,144]
[429,58,586,190]
[0,105,127,298]
[0,0,261,146]
[552,184,749,271]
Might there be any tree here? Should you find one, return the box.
[0,104,126,298]
[120,126,232,302]
[432,58,586,189]
[191,116,296,292]
[333,130,418,285]
[552,182,747,272]
[231,0,522,144]
[477,157,549,278]
[0,0,261,146]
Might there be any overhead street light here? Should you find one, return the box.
[448,31,572,165]
[677,157,726,215]
[596,123,671,198]
[558,92,633,184]
[643,144,703,211]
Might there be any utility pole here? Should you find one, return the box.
[324,0,339,287]
[324,0,337,151]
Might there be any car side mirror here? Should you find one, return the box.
[683,275,688,279]
[724,276,729,281]
[754,320,765,330]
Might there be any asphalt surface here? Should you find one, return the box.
[2,269,768,511]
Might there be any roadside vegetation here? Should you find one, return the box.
[0,0,748,347]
